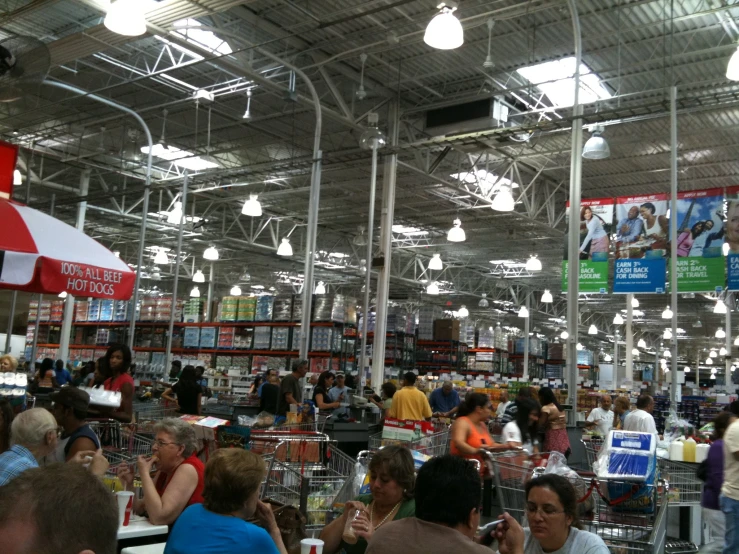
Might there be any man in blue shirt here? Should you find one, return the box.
[328,373,351,417]
[0,408,58,485]
[54,359,72,386]
[616,206,644,243]
[429,381,460,418]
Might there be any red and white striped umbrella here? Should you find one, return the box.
[0,197,135,300]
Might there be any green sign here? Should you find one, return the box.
[671,257,724,292]
[562,260,609,293]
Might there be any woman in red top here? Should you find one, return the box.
[102,344,134,422]
[118,418,204,525]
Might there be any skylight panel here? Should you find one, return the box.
[516,57,612,107]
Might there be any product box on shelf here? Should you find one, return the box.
[237,296,256,322]
[219,296,239,322]
[417,306,443,340]
[183,327,201,349]
[74,301,89,322]
[271,327,290,351]
[199,327,217,349]
[272,296,293,322]
[50,301,64,322]
[255,295,274,322]
[99,300,114,322]
[433,319,460,341]
[252,327,271,350]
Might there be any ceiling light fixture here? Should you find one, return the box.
[426,281,440,295]
[662,306,673,319]
[190,286,200,298]
[230,285,242,296]
[541,290,553,303]
[710,349,718,358]
[588,324,597,335]
[13,169,21,186]
[582,124,610,159]
[663,349,671,358]
[193,269,205,283]
[458,305,469,318]
[315,281,327,295]
[423,1,464,50]
[577,343,584,351]
[631,296,639,308]
[104,0,147,36]
[518,306,529,318]
[663,329,672,340]
[525,255,542,271]
[684,366,691,373]
[478,293,489,308]
[716,327,726,339]
[153,248,168,265]
[242,194,262,217]
[428,253,443,271]
[491,183,515,212]
[632,348,640,356]
[203,246,219,261]
[277,238,293,257]
[483,18,495,68]
[166,201,183,224]
[637,338,647,349]
[560,330,569,340]
[735,335,739,347]
[715,300,727,314]
[706,357,713,365]
[58,291,67,299]
[447,218,466,242]
[603,354,612,362]
[613,313,623,325]
[353,225,368,246]
[720,346,728,356]
[727,45,739,81]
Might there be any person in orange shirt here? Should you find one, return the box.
[387,372,432,421]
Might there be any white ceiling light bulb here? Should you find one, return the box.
[447,218,466,242]
[663,328,672,340]
[727,45,739,81]
[230,285,242,296]
[491,183,515,212]
[458,305,469,318]
[192,269,205,283]
[478,293,489,308]
[203,246,219,261]
[58,291,68,299]
[518,306,529,318]
[277,238,293,257]
[190,286,200,298]
[541,290,553,303]
[153,248,168,265]
[706,357,713,365]
[604,354,612,362]
[720,346,728,356]
[714,300,727,314]
[104,0,147,36]
[637,338,647,349]
[684,366,691,373]
[663,349,671,358]
[582,124,610,159]
[166,201,183,224]
[576,343,584,351]
[632,348,640,356]
[428,253,443,271]
[588,324,598,335]
[423,1,464,50]
[315,281,327,295]
[242,194,262,217]
[13,169,21,185]
[716,327,726,339]
[613,313,623,325]
[710,349,718,358]
[560,330,569,340]
[426,281,440,295]
[631,296,639,308]
[525,255,542,271]
[662,306,673,319]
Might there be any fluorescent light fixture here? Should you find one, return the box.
[447,218,466,242]
[728,46,739,80]
[478,294,489,308]
[706,357,713,365]
[525,255,542,271]
[424,1,463,50]
[315,281,326,295]
[662,306,673,319]
[518,306,529,318]
[710,349,718,358]
[577,343,584,351]
[560,330,569,340]
[426,281,440,295]
[720,346,728,356]
[428,253,443,271]
[58,291,68,299]
[588,324,597,335]
[632,348,639,356]
[190,286,200,298]
[230,285,242,296]
[516,57,612,108]
[13,169,21,185]
[458,306,469,318]
[541,290,553,303]
[141,144,218,171]
[242,194,262,217]
[192,269,205,283]
[153,248,169,265]
[167,201,183,224]
[203,246,219,261]
[716,327,726,339]
[637,338,647,349]
[243,89,252,119]
[491,183,515,212]
[105,0,147,36]
[277,238,293,257]
[663,329,672,340]
[715,300,727,314]
[613,313,623,325]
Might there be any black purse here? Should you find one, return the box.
[696,459,709,481]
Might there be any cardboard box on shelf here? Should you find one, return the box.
[433,319,460,341]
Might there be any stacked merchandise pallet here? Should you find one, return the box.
[417,306,443,340]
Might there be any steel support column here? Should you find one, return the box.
[670,86,679,408]
[726,292,733,391]
[625,295,633,384]
[166,171,188,366]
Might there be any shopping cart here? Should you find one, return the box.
[581,436,605,469]
[657,457,702,506]
[277,413,332,434]
[488,450,553,523]
[133,402,179,434]
[367,419,450,455]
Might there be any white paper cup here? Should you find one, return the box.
[116,491,134,527]
[300,538,324,554]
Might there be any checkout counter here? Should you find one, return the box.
[323,392,383,457]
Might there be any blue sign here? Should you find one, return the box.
[613,258,666,293]
[729,254,739,291]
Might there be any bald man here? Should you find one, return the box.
[585,394,614,436]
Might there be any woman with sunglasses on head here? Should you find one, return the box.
[117,418,204,525]
[494,474,609,554]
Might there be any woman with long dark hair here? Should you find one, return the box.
[35,358,57,389]
[312,371,341,411]
[102,344,134,422]
[502,398,540,454]
[162,365,203,416]
[450,393,512,473]
[538,387,571,458]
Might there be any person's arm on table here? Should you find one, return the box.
[136,455,197,525]
[319,500,366,554]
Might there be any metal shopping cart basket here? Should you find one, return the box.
[581,436,605,469]
[657,457,702,506]
[133,402,179,434]
[489,450,555,523]
[368,419,450,455]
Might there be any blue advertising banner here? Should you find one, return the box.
[613,258,666,294]
[729,254,739,290]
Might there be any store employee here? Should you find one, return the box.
[429,381,460,418]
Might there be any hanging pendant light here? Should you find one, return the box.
[588,324,598,335]
[447,218,466,242]
[458,305,469,318]
[632,348,640,356]
[663,329,672,340]
[604,354,612,362]
[706,357,713,365]
[663,349,671,358]
[491,183,515,212]
[315,281,327,295]
[190,286,200,298]
[13,169,21,185]
[631,296,639,308]
[518,306,529,318]
[637,338,647,349]
[277,238,293,257]
[715,300,727,314]
[541,290,553,303]
[716,327,727,339]
[684,366,691,373]
[105,0,147,36]
[710,349,718,358]
[58,291,68,299]
[727,45,739,80]
[426,281,440,295]
[428,253,443,271]
[242,194,262,217]
[734,335,739,346]
[242,89,253,120]
[203,246,219,261]
[525,255,542,271]
[166,201,183,224]
[720,346,728,356]
[193,270,205,283]
[478,293,489,308]
[153,248,168,265]
[577,343,584,351]
[662,306,673,319]
[582,124,610,160]
[423,1,464,50]
[560,330,569,340]
[613,313,623,325]
[230,285,242,296]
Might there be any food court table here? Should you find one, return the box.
[117,517,169,541]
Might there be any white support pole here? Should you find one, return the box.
[58,169,90,363]
[4,291,16,354]
[727,292,733,391]
[565,0,583,416]
[165,171,188,367]
[614,332,620,383]
[669,86,679,408]
[206,262,215,322]
[31,194,55,364]
[625,294,633,384]
[523,293,531,381]
[372,100,399,393]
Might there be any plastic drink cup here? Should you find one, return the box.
[116,491,134,527]
[342,509,360,544]
[300,538,324,554]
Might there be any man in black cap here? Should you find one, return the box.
[51,388,100,463]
